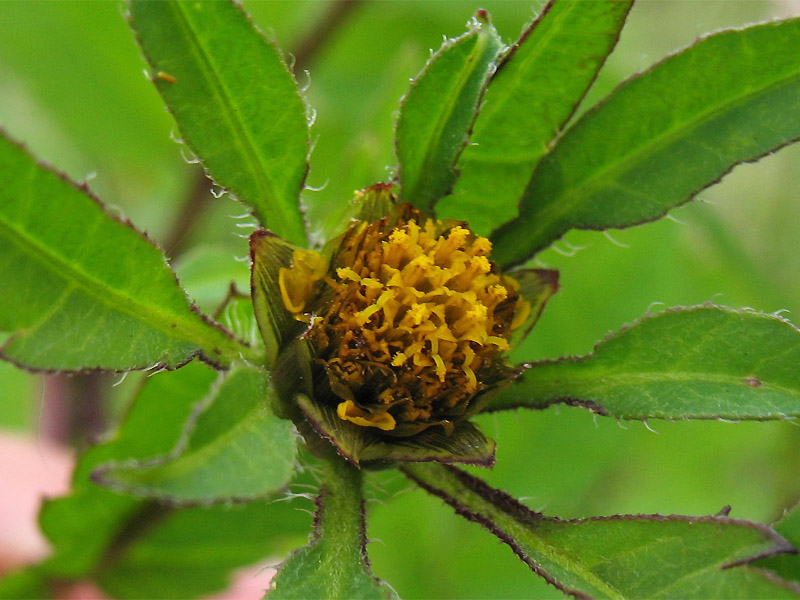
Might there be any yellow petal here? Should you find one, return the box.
[337,400,396,431]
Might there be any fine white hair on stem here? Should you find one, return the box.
[550,241,581,257]
[169,129,184,144]
[179,147,200,165]
[299,69,312,93]
[306,107,317,127]
[642,420,660,434]
[603,230,629,248]
[305,179,329,192]
[112,371,130,388]
[665,213,687,226]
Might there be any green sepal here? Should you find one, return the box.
[509,268,560,347]
[297,394,495,468]
[250,230,304,366]
[351,183,398,223]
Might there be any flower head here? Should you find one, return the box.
[251,185,557,464]
[280,202,530,437]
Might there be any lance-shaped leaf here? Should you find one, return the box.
[37,363,216,579]
[269,456,396,600]
[403,463,799,599]
[444,0,633,235]
[490,305,800,420]
[0,133,252,371]
[128,0,309,245]
[297,395,495,468]
[492,17,800,267]
[396,11,502,213]
[94,366,297,503]
[9,364,309,599]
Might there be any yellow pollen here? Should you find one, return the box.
[298,210,527,436]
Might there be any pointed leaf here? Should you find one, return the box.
[250,231,305,366]
[28,364,310,598]
[492,17,800,267]
[403,464,799,599]
[490,306,800,421]
[396,12,502,213]
[269,456,396,600]
[38,363,217,578]
[442,0,633,235]
[128,0,309,244]
[297,394,495,468]
[0,132,252,371]
[94,366,297,503]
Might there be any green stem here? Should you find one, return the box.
[318,453,366,557]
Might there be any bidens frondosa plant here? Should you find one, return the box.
[3,0,800,598]
[252,185,556,464]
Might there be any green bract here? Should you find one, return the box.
[1,1,800,599]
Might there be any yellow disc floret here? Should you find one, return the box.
[280,205,529,437]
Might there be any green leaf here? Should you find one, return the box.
[269,455,396,600]
[441,0,633,235]
[128,0,309,245]
[94,365,297,503]
[297,394,496,468]
[755,503,800,586]
[38,363,217,578]
[0,132,252,371]
[396,11,502,213]
[490,306,800,421]
[403,464,799,599]
[28,364,309,598]
[492,17,800,267]
[97,499,310,600]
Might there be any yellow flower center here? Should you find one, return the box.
[280,211,529,436]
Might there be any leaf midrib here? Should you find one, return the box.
[165,2,297,240]
[534,59,800,232]
[472,1,570,140]
[404,29,493,206]
[142,403,288,488]
[528,368,800,400]
[0,202,245,365]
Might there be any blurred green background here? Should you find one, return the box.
[1,1,799,598]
